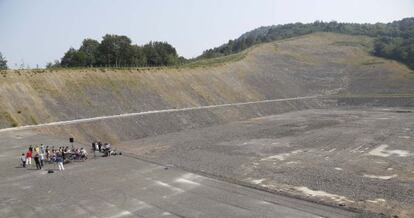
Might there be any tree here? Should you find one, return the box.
[79,39,100,67]
[53,33,184,68]
[153,41,179,65]
[60,48,87,67]
[46,60,61,69]
[130,45,147,67]
[143,42,162,66]
[143,41,179,66]
[97,34,133,67]
[0,52,8,70]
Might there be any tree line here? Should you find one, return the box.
[48,34,185,68]
[199,18,414,69]
[372,18,414,69]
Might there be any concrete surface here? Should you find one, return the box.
[118,107,414,217]
[0,130,357,218]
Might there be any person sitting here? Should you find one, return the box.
[74,148,81,160]
[80,148,88,160]
[102,143,111,157]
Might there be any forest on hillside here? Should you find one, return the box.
[200,18,414,69]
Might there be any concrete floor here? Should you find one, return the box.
[0,130,357,218]
[119,107,414,217]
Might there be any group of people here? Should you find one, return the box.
[91,141,112,157]
[20,144,89,171]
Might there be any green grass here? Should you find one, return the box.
[182,51,248,68]
[331,41,370,48]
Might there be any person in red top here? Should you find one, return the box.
[26,149,32,166]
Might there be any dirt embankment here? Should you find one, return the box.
[1,32,413,128]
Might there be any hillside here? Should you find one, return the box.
[1,32,413,128]
[200,18,414,69]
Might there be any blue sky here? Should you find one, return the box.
[0,0,413,68]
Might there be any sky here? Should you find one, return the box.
[0,0,413,68]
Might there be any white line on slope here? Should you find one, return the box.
[0,95,321,133]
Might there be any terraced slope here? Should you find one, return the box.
[0,32,413,128]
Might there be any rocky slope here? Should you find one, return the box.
[0,32,413,128]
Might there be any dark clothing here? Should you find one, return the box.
[56,156,63,163]
[34,156,41,170]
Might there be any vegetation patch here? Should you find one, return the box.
[332,41,370,48]
[2,112,18,127]
[360,60,385,65]
[30,115,38,125]
[183,51,247,68]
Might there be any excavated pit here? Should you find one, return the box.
[1,33,414,217]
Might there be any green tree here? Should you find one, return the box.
[0,52,8,70]
[46,60,61,69]
[143,42,162,66]
[130,45,147,67]
[79,39,100,67]
[52,34,184,68]
[61,48,87,67]
[143,41,179,66]
[97,34,133,67]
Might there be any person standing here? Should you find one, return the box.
[34,153,41,170]
[45,146,50,161]
[95,143,99,154]
[25,149,32,166]
[20,153,26,168]
[61,148,65,162]
[91,142,96,158]
[56,154,64,171]
[39,152,45,167]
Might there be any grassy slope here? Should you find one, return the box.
[0,32,413,128]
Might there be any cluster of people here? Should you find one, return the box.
[20,144,88,171]
[91,141,112,157]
